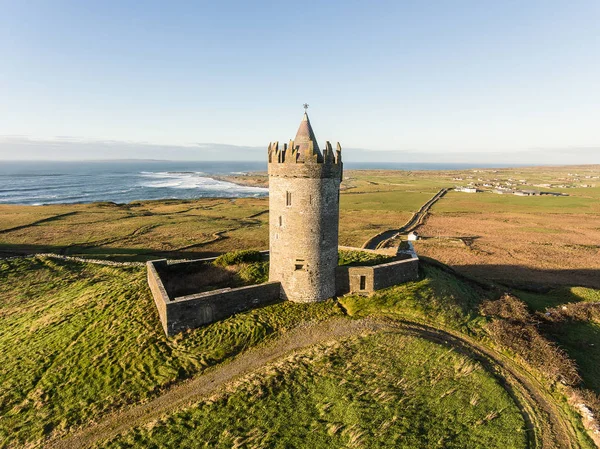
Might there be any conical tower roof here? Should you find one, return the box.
[293,112,323,162]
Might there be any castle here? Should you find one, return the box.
[267,111,342,302]
[147,110,419,335]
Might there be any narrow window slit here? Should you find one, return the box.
[359,275,366,290]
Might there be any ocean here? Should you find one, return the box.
[0,160,519,205]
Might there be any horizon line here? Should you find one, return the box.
[1,159,599,169]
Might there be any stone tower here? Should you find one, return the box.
[268,111,343,302]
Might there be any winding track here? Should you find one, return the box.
[362,188,448,250]
[46,317,580,449]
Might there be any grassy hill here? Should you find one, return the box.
[1,166,600,448]
[1,255,599,448]
[0,256,340,447]
[98,333,527,449]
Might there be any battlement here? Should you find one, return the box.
[267,140,342,165]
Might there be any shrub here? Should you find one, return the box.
[480,294,531,322]
[237,262,269,285]
[481,295,581,386]
[544,302,600,324]
[213,250,262,267]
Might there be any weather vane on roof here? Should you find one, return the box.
[303,103,309,111]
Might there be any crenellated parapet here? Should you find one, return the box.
[268,140,342,165]
[268,111,342,172]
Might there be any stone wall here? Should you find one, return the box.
[371,257,419,290]
[335,254,419,296]
[147,245,419,335]
[147,260,170,334]
[147,259,280,336]
[164,282,281,336]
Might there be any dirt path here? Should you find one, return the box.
[46,317,582,449]
[362,188,448,249]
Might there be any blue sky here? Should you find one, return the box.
[0,0,598,162]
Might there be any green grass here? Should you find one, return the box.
[0,198,270,260]
[213,249,263,267]
[0,256,341,447]
[546,322,600,393]
[98,333,527,449]
[338,250,395,266]
[340,265,488,332]
[434,191,600,215]
[340,191,435,212]
[519,285,600,394]
[1,166,599,447]
[517,286,600,311]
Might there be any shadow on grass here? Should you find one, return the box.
[450,263,600,290]
[0,243,230,262]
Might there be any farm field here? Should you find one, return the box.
[412,166,600,289]
[0,170,440,259]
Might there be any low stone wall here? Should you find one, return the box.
[336,244,419,295]
[148,245,418,335]
[165,282,281,336]
[147,259,280,336]
[147,260,170,334]
[336,257,419,295]
[2,253,145,266]
[371,257,419,290]
[338,245,397,256]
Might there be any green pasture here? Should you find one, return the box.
[433,191,600,214]
[98,333,527,449]
[0,256,340,447]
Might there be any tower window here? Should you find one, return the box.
[279,216,283,227]
[294,259,305,271]
[286,191,292,206]
[359,276,366,290]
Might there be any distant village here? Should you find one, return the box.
[453,170,598,196]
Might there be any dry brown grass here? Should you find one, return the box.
[415,211,600,288]
[481,295,581,386]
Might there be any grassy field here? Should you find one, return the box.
[340,264,485,332]
[413,166,600,289]
[0,256,341,447]
[2,165,600,448]
[98,333,527,449]
[0,178,435,258]
[1,258,598,448]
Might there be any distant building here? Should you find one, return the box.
[408,231,419,241]
[514,190,539,196]
[455,187,479,193]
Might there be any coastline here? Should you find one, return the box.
[212,172,269,188]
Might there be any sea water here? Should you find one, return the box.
[0,161,269,205]
[0,160,519,205]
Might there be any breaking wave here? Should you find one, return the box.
[138,171,267,195]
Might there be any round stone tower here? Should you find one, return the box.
[268,111,343,302]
